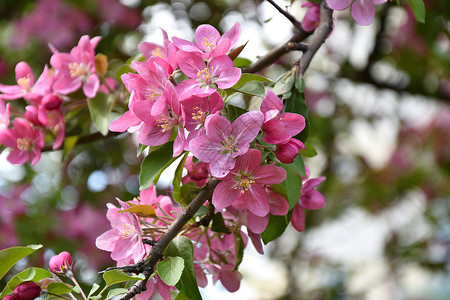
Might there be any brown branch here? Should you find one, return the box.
[118,178,220,300]
[298,1,333,75]
[266,0,302,28]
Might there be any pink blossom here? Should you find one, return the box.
[302,2,320,32]
[0,118,44,166]
[189,111,264,178]
[260,90,305,145]
[173,23,240,60]
[181,156,210,187]
[275,138,305,164]
[135,275,174,300]
[0,99,10,129]
[176,51,241,98]
[97,0,142,30]
[50,35,101,98]
[291,167,326,232]
[95,199,146,266]
[327,0,387,26]
[49,251,73,274]
[212,149,286,217]
[139,29,178,70]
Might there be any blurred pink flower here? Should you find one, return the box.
[327,0,387,26]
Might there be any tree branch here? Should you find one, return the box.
[118,178,220,300]
[298,1,333,75]
[266,0,302,28]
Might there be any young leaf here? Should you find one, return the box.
[88,93,114,136]
[271,68,296,95]
[211,213,231,234]
[234,81,266,98]
[261,213,292,244]
[46,282,73,295]
[172,152,188,203]
[286,155,306,178]
[139,142,177,190]
[407,0,426,23]
[233,57,252,68]
[228,42,248,61]
[165,236,202,300]
[157,256,185,286]
[233,231,244,271]
[106,288,128,299]
[102,269,145,287]
[232,73,273,89]
[281,164,303,210]
[300,142,318,157]
[226,105,248,122]
[88,283,100,298]
[0,245,43,281]
[118,204,156,218]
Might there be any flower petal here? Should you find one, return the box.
[351,0,376,26]
[212,181,240,210]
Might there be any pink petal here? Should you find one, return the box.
[300,190,326,210]
[177,51,207,79]
[280,112,305,136]
[83,74,100,98]
[208,38,231,59]
[109,110,141,132]
[233,149,261,173]
[95,229,119,251]
[247,230,264,254]
[137,123,171,146]
[209,155,236,178]
[268,190,289,215]
[156,276,172,300]
[53,76,82,95]
[0,129,16,147]
[219,265,242,292]
[172,37,201,53]
[212,181,240,210]
[189,136,222,162]
[195,24,220,52]
[242,184,270,217]
[209,55,234,72]
[351,0,376,26]
[260,90,282,116]
[246,211,269,234]
[326,0,351,10]
[253,164,287,185]
[15,61,34,84]
[291,204,305,232]
[215,67,242,89]
[231,111,264,144]
[263,119,292,145]
[205,114,232,142]
[220,22,241,49]
[7,148,29,165]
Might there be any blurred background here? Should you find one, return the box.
[0,0,449,299]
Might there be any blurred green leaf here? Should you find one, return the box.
[140,142,177,190]
[407,0,426,23]
[88,93,114,136]
[172,152,188,203]
[0,245,43,281]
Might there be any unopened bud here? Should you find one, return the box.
[49,251,73,274]
[3,295,19,300]
[24,106,43,126]
[13,281,41,300]
[42,94,62,110]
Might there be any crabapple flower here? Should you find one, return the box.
[275,138,305,164]
[13,281,41,300]
[327,0,387,26]
[50,35,101,98]
[173,22,240,60]
[212,149,286,217]
[95,199,146,266]
[0,99,10,129]
[138,29,178,70]
[49,251,73,274]
[302,2,320,32]
[190,111,264,178]
[0,118,44,166]
[176,51,241,98]
[181,156,210,187]
[260,90,305,145]
[291,167,326,232]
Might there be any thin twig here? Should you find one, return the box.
[266,0,302,28]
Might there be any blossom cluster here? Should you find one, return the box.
[0,36,115,166]
[95,22,326,298]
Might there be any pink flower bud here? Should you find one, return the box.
[49,251,73,274]
[3,295,19,300]
[275,138,305,164]
[42,94,62,110]
[13,281,41,300]
[24,106,43,126]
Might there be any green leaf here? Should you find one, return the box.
[193,206,209,218]
[102,270,145,287]
[226,105,248,122]
[232,73,272,89]
[211,213,231,234]
[300,143,317,157]
[106,288,128,299]
[285,155,306,178]
[284,76,308,119]
[1,267,52,298]
[165,236,202,300]
[271,68,296,95]
[47,282,73,295]
[233,231,244,271]
[179,182,202,206]
[88,283,100,298]
[281,164,303,210]
[175,289,193,300]
[172,153,188,203]
[63,136,79,159]
[261,213,292,244]
[407,0,425,23]
[234,81,266,98]
[137,143,147,157]
[0,245,43,281]
[233,57,252,68]
[139,142,177,190]
[88,93,115,136]
[157,256,185,286]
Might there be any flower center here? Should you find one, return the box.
[119,223,135,239]
[151,47,164,58]
[197,67,213,85]
[191,106,207,124]
[157,114,174,133]
[220,135,238,154]
[16,137,32,151]
[69,62,88,78]
[145,85,160,100]
[17,75,31,91]
[202,36,216,51]
[238,177,255,193]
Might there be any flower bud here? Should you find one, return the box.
[24,106,43,126]
[3,294,19,300]
[49,251,73,274]
[275,138,305,164]
[42,94,62,110]
[13,281,41,300]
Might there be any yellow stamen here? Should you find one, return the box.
[17,75,31,91]
[220,135,237,154]
[239,177,255,193]
[202,36,216,51]
[69,62,87,78]
[151,47,164,58]
[119,223,135,239]
[16,137,32,151]
[191,106,206,123]
[196,67,213,85]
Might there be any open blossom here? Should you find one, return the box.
[50,35,101,98]
[327,0,387,26]
[212,149,286,217]
[173,23,240,60]
[302,2,320,32]
[95,199,146,266]
[189,111,264,178]
[176,51,241,98]
[260,90,305,145]
[181,156,210,187]
[138,29,178,70]
[0,118,44,166]
[291,166,326,232]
